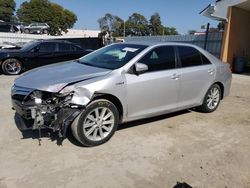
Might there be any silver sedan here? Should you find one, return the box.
[11,42,232,146]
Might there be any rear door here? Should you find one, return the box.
[177,46,216,108]
[56,43,88,62]
[29,23,37,33]
[55,42,72,62]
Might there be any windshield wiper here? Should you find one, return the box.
[74,59,93,66]
[74,59,113,70]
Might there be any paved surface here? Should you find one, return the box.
[0,74,250,188]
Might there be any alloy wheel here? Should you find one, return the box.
[206,87,220,110]
[83,107,115,141]
[3,59,22,75]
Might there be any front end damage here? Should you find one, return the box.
[11,85,87,142]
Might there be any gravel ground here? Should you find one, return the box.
[0,74,250,188]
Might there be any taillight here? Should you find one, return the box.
[229,64,233,72]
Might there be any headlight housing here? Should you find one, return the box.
[32,90,42,104]
[60,86,93,106]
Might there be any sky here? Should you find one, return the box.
[15,0,217,34]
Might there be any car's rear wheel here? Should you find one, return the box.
[198,84,221,113]
[43,29,48,34]
[71,99,119,147]
[10,26,15,33]
[1,58,22,75]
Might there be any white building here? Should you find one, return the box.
[62,29,100,38]
[200,0,250,66]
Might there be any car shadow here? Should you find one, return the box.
[14,110,192,147]
[118,110,191,131]
[173,182,192,188]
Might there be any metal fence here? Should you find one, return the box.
[0,32,102,49]
[125,32,224,58]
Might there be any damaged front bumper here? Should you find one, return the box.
[11,86,85,138]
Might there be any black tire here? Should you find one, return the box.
[1,58,23,75]
[10,26,15,33]
[71,99,119,147]
[24,29,29,34]
[198,84,221,113]
[43,29,48,34]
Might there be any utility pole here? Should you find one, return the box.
[123,20,126,38]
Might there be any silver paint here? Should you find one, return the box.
[12,42,232,123]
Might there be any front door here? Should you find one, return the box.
[125,46,181,120]
[26,42,57,69]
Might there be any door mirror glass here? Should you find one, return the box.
[135,63,148,75]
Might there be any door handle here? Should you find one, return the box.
[208,68,215,74]
[171,73,180,80]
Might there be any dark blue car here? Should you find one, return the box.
[0,40,92,75]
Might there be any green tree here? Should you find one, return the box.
[0,0,16,22]
[149,12,178,36]
[98,13,124,37]
[217,21,225,31]
[149,12,162,35]
[17,0,77,35]
[113,16,124,37]
[188,30,197,35]
[126,13,148,36]
[163,27,178,35]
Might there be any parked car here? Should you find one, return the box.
[0,40,92,75]
[0,22,19,33]
[24,23,49,34]
[11,42,232,146]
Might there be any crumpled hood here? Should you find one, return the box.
[15,61,111,92]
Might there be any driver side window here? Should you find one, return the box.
[139,46,176,72]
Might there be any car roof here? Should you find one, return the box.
[35,39,74,44]
[124,41,202,48]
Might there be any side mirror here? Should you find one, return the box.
[134,63,148,75]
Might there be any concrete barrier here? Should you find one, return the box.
[0,32,97,45]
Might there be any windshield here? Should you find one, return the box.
[78,43,148,70]
[21,41,39,51]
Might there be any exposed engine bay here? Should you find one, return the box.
[12,87,85,144]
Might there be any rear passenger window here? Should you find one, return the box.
[71,45,77,51]
[139,46,176,72]
[39,43,56,53]
[59,43,71,52]
[71,45,82,51]
[201,54,211,65]
[178,46,202,67]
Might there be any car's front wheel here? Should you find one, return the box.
[71,99,119,147]
[198,84,221,113]
[1,58,23,75]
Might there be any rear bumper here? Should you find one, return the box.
[223,73,232,98]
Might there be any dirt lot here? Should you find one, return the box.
[0,74,250,188]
